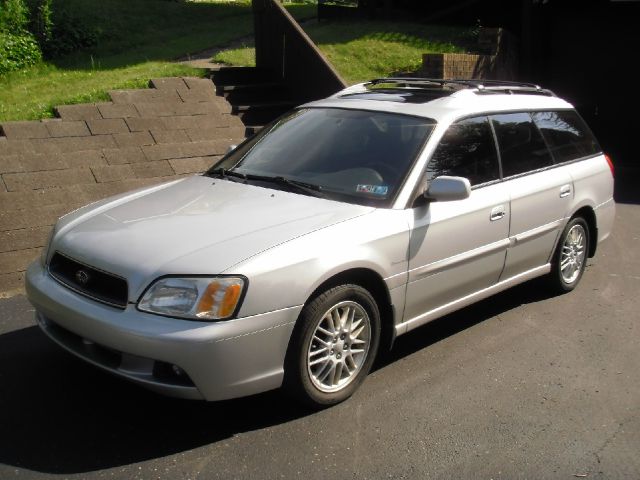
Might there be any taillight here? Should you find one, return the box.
[604,153,614,177]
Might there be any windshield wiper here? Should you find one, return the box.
[207,169,324,198]
[206,167,247,182]
[247,174,325,198]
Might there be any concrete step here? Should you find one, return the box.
[217,82,290,105]
[209,67,278,87]
[217,82,283,93]
[209,67,296,126]
[232,102,296,125]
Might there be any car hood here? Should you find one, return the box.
[52,175,373,300]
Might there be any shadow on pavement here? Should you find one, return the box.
[0,324,311,474]
[0,279,556,474]
[377,277,555,369]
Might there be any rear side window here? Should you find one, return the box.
[427,116,500,186]
[491,112,553,177]
[532,110,600,163]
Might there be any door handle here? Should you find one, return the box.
[559,184,572,198]
[490,206,506,221]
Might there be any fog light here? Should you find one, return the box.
[171,364,185,376]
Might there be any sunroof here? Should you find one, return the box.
[339,89,452,104]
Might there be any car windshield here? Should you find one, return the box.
[209,108,435,207]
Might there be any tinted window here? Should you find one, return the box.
[427,116,500,186]
[532,110,600,163]
[491,112,553,177]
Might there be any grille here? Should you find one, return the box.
[48,252,128,308]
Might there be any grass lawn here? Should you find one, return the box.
[213,21,472,83]
[0,0,315,122]
[0,62,199,122]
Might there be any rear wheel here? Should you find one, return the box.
[548,216,590,293]
[284,284,381,407]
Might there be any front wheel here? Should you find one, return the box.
[284,284,381,407]
[548,216,590,293]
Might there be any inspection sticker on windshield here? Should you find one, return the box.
[357,184,388,196]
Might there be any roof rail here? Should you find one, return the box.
[367,77,556,97]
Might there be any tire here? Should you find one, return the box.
[548,216,590,293]
[284,284,381,408]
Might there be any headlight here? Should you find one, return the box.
[138,276,246,321]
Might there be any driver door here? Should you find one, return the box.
[402,116,510,332]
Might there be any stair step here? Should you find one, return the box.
[218,83,291,105]
[219,82,283,92]
[232,101,295,113]
[235,104,295,125]
[209,66,278,86]
[209,67,294,126]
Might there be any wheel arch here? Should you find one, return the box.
[571,206,598,257]
[303,268,396,353]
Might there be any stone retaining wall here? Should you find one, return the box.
[421,28,517,80]
[0,77,245,295]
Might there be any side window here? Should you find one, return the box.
[491,112,553,177]
[532,110,601,163]
[427,116,500,186]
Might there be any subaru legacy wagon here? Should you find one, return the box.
[26,78,615,407]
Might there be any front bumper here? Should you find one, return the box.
[25,261,301,401]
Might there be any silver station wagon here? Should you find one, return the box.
[26,78,615,407]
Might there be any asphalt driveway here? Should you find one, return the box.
[0,189,638,479]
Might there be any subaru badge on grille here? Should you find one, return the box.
[75,270,90,285]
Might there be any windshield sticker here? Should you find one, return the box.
[357,184,389,196]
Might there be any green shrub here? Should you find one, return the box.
[24,0,97,58]
[0,31,42,74]
[43,9,98,57]
[0,0,30,34]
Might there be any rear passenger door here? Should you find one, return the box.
[491,112,573,280]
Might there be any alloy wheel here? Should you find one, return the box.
[560,224,587,284]
[306,300,371,393]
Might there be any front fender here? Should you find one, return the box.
[230,209,411,318]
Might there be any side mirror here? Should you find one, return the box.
[227,144,238,154]
[424,176,471,202]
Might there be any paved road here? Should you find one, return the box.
[1,200,638,479]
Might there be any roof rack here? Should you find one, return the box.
[367,77,556,97]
